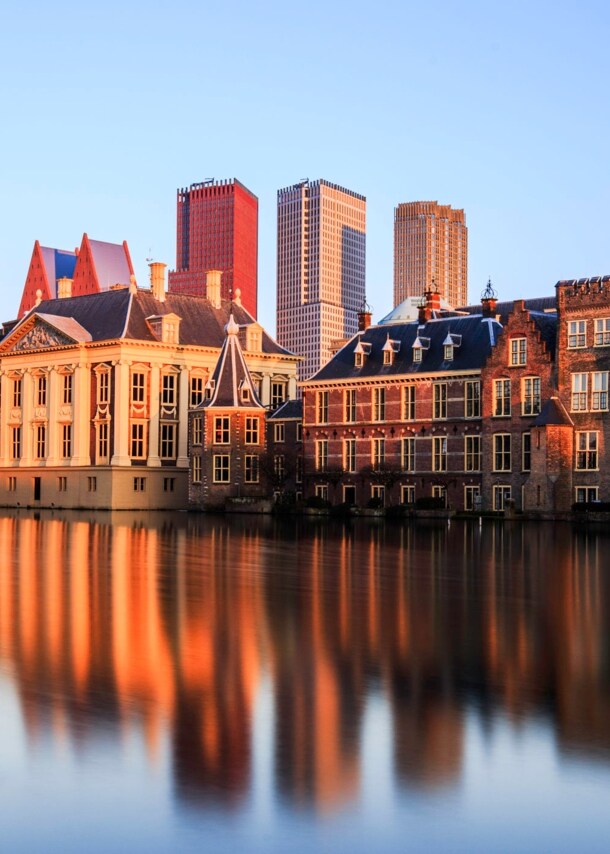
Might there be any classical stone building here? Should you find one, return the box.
[0,264,298,510]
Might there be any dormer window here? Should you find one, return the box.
[382,336,400,365]
[412,332,429,364]
[353,340,371,367]
[413,347,422,363]
[239,379,250,402]
[146,313,182,345]
[442,332,461,362]
[205,380,215,400]
[246,323,263,353]
[444,345,454,361]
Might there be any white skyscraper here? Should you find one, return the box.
[276,179,366,381]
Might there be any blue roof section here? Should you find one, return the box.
[41,247,77,298]
[307,314,502,383]
[268,399,303,419]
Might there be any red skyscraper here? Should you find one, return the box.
[168,178,258,318]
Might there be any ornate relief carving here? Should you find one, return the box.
[12,323,73,352]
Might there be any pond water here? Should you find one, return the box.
[0,511,609,853]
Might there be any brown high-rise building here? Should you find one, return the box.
[393,201,467,309]
[168,178,258,318]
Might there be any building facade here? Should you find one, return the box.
[168,178,259,318]
[0,263,298,510]
[276,179,366,382]
[393,202,467,309]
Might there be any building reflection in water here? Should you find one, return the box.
[0,512,609,813]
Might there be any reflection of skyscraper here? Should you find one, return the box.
[276,179,366,381]
[168,178,259,317]
[393,201,467,308]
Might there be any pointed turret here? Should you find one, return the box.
[204,314,264,409]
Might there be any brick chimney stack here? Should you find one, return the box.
[418,288,441,324]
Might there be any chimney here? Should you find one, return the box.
[418,287,441,324]
[149,262,166,302]
[57,277,72,299]
[357,300,372,331]
[206,270,222,309]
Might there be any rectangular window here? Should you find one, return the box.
[493,485,511,511]
[371,484,385,504]
[97,422,109,462]
[62,424,72,459]
[214,416,230,444]
[344,438,356,473]
[465,381,481,418]
[315,484,329,501]
[510,338,527,366]
[594,318,610,346]
[522,432,531,471]
[433,383,447,419]
[7,476,17,492]
[568,320,586,348]
[57,476,67,492]
[35,424,46,459]
[401,437,415,471]
[493,434,511,471]
[592,372,609,411]
[373,388,386,422]
[432,436,447,472]
[403,385,416,421]
[522,377,541,416]
[190,375,204,407]
[575,486,599,503]
[316,391,329,424]
[37,375,47,407]
[11,426,21,460]
[494,379,511,416]
[272,422,284,443]
[62,373,73,405]
[296,456,303,484]
[192,416,202,446]
[245,417,260,444]
[130,422,146,459]
[464,485,480,511]
[571,373,588,411]
[344,389,356,423]
[274,455,285,479]
[131,371,146,404]
[213,455,230,482]
[162,373,177,407]
[97,371,110,405]
[12,378,22,408]
[245,454,259,483]
[413,347,422,364]
[432,485,447,507]
[87,476,97,492]
[133,477,146,492]
[576,431,598,470]
[271,381,287,408]
[464,435,481,471]
[160,423,176,459]
[401,484,415,505]
[296,423,303,442]
[192,455,202,484]
[315,439,328,472]
[163,477,175,492]
[372,437,385,468]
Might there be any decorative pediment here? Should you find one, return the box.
[1,313,91,354]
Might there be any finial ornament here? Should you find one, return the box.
[225,314,239,336]
[481,277,497,301]
[358,298,373,314]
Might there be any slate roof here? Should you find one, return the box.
[202,315,264,409]
[528,310,557,356]
[458,296,557,318]
[2,288,294,355]
[532,396,573,427]
[268,399,303,420]
[306,314,503,383]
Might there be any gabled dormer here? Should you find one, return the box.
[146,312,182,345]
[442,331,462,361]
[353,339,372,368]
[412,328,430,364]
[382,335,401,365]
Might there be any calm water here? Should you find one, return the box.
[0,511,609,853]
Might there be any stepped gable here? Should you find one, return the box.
[203,315,264,409]
[310,313,503,382]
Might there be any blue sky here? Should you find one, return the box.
[1,1,608,333]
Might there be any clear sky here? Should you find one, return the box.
[1,0,608,334]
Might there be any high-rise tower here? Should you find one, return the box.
[276,179,366,381]
[168,178,258,317]
[393,201,467,309]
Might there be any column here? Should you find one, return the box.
[261,374,271,408]
[176,367,189,468]
[20,370,33,466]
[0,372,9,466]
[72,357,91,466]
[288,375,297,400]
[111,360,131,466]
[147,363,161,467]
